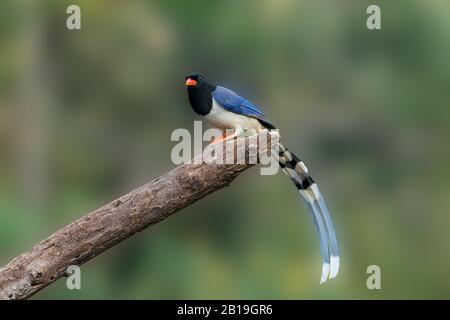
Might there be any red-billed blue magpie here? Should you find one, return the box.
[185,72,339,283]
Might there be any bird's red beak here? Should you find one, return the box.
[185,78,197,86]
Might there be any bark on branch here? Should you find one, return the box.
[0,131,278,300]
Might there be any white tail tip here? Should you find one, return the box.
[320,263,330,284]
[329,256,340,279]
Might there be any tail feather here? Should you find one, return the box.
[317,195,340,278]
[277,143,340,283]
[306,200,331,284]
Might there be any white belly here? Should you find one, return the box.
[205,100,264,130]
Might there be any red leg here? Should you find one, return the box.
[211,133,226,145]
[210,129,243,145]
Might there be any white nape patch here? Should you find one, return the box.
[205,99,265,130]
[295,161,308,174]
[320,263,331,284]
[329,256,340,279]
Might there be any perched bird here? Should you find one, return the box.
[185,72,339,283]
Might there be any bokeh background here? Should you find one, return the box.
[1,0,449,299]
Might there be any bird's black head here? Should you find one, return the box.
[185,72,216,116]
[185,72,204,87]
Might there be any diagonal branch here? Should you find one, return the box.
[0,131,278,300]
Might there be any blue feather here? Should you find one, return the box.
[212,86,275,129]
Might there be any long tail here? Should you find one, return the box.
[276,143,339,284]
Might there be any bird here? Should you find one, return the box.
[184,72,339,283]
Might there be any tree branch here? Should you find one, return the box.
[0,131,278,300]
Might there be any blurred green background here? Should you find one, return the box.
[1,0,450,299]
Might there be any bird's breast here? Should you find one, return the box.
[205,100,264,130]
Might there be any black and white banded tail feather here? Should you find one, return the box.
[276,143,339,284]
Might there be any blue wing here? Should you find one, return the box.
[212,86,275,129]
